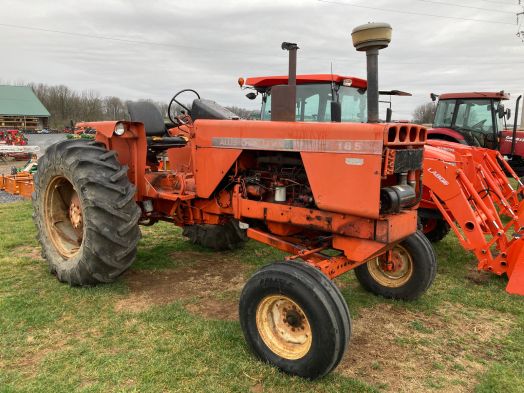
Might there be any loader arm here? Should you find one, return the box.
[423,140,524,295]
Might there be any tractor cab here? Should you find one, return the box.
[241,75,410,123]
[428,92,510,149]
[242,74,368,122]
[428,91,524,174]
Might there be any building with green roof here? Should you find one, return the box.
[0,85,50,131]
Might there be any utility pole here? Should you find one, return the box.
[518,0,524,42]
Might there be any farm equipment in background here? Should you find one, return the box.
[428,91,524,175]
[0,129,30,161]
[0,129,28,146]
[0,145,39,198]
[241,63,524,295]
[31,23,438,379]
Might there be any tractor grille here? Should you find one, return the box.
[383,148,424,175]
[385,125,427,146]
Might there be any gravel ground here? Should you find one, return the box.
[0,190,25,204]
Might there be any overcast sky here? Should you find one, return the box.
[1,0,523,120]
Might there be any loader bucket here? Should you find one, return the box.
[505,238,524,295]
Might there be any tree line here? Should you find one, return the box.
[20,81,436,126]
[24,83,259,130]
[411,102,436,125]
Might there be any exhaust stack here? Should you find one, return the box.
[270,42,299,122]
[351,23,392,123]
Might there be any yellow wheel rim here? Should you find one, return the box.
[255,295,312,360]
[367,244,413,288]
[44,176,83,259]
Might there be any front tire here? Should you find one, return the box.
[354,231,437,300]
[32,139,141,286]
[239,261,351,379]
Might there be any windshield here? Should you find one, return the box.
[261,83,367,122]
[433,98,499,134]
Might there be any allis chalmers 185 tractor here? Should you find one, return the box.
[428,91,524,174]
[241,46,524,295]
[32,23,437,379]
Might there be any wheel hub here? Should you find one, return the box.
[367,244,414,288]
[256,295,312,360]
[69,194,83,229]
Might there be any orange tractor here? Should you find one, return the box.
[242,62,524,296]
[32,23,436,378]
[421,140,524,295]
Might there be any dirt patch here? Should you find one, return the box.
[185,298,239,320]
[114,252,247,320]
[16,337,70,370]
[10,325,105,377]
[339,302,514,392]
[465,268,492,285]
[13,245,43,261]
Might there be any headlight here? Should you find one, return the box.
[114,123,125,136]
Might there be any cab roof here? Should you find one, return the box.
[245,74,367,89]
[439,91,510,100]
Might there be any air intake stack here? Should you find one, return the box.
[351,23,392,123]
[270,42,299,122]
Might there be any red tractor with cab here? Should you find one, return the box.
[428,91,524,174]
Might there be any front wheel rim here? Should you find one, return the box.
[255,295,312,360]
[367,244,413,288]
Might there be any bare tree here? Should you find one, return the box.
[103,96,126,120]
[24,82,259,129]
[412,102,436,125]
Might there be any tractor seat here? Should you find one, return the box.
[127,101,186,151]
[190,99,240,121]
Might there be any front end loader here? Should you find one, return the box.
[32,23,436,379]
[420,140,524,295]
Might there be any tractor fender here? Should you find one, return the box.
[77,121,148,200]
[427,128,466,144]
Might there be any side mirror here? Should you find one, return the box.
[497,104,506,119]
[506,108,512,120]
[430,93,439,102]
[245,92,257,100]
[330,101,341,122]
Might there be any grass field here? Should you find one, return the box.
[0,201,523,393]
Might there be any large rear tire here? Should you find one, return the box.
[354,231,437,300]
[32,139,141,286]
[239,261,351,379]
[182,220,246,250]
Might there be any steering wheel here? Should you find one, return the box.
[168,89,200,124]
[471,119,487,131]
